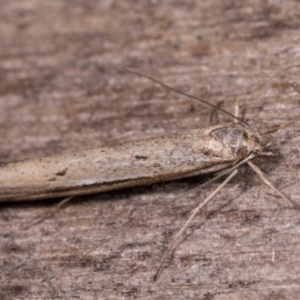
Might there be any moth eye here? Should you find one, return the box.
[243,132,248,140]
[254,136,260,144]
[239,148,247,157]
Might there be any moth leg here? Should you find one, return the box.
[234,97,239,122]
[247,161,300,209]
[23,196,74,229]
[154,169,238,281]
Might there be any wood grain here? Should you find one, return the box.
[1,1,300,299]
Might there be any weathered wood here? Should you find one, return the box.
[1,1,300,299]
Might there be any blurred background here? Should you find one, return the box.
[1,1,300,299]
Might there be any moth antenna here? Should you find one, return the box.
[154,169,238,281]
[82,163,241,256]
[247,161,300,209]
[262,117,300,134]
[209,100,224,125]
[123,68,249,127]
[24,196,74,229]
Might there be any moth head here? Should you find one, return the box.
[247,130,264,155]
[210,123,264,159]
[246,126,277,157]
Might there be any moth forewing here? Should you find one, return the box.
[0,123,260,202]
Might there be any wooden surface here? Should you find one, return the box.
[1,1,300,299]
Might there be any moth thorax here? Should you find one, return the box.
[210,123,262,158]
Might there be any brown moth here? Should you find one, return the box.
[0,123,261,202]
[0,69,298,280]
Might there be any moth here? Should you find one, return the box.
[0,122,261,202]
[0,69,298,280]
